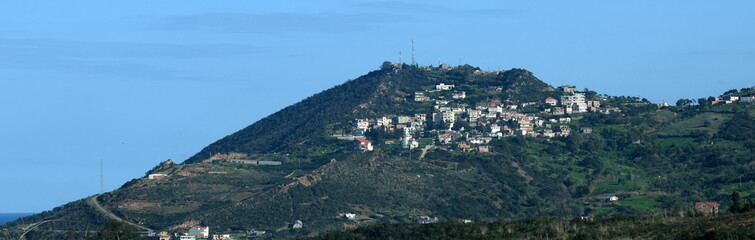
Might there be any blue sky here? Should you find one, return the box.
[1,1,753,213]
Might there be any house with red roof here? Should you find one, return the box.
[544,97,558,106]
[695,202,719,215]
[354,138,373,151]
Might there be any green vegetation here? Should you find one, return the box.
[299,212,755,240]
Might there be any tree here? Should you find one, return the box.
[697,98,709,107]
[92,221,140,240]
[723,89,738,96]
[676,99,693,107]
[381,61,393,70]
[729,191,742,213]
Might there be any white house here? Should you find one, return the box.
[452,91,466,99]
[376,117,392,126]
[561,93,585,106]
[353,119,370,130]
[436,83,455,90]
[402,137,419,149]
[490,124,501,133]
[467,109,481,122]
[189,226,209,239]
[395,116,413,124]
[210,234,232,239]
[544,97,558,106]
[487,106,503,113]
[354,138,373,151]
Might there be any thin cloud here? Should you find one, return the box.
[358,1,447,12]
[0,39,259,59]
[358,1,519,16]
[160,12,413,34]
[0,39,259,80]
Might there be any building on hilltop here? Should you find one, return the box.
[148,173,168,180]
[559,85,577,94]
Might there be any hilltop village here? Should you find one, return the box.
[346,78,617,153]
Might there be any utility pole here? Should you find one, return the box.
[100,159,104,194]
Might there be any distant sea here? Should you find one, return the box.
[0,213,35,225]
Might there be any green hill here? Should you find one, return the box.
[3,63,754,239]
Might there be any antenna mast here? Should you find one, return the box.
[411,39,416,66]
[399,50,403,64]
[100,159,104,194]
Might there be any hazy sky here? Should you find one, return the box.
[1,1,753,213]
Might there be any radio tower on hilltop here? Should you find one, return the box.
[411,39,416,66]
[100,159,104,194]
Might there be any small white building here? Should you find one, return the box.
[189,226,209,239]
[487,106,503,113]
[353,119,370,130]
[544,97,558,106]
[291,220,303,229]
[344,213,358,220]
[395,116,413,124]
[355,138,373,151]
[402,137,419,149]
[561,93,586,106]
[490,124,501,133]
[210,234,232,239]
[436,83,455,90]
[148,174,167,180]
[452,91,466,99]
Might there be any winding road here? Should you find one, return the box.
[86,194,153,232]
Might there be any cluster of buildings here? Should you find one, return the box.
[146,225,268,239]
[146,226,235,240]
[711,95,755,104]
[347,84,613,152]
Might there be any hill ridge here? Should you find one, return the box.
[3,63,754,239]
